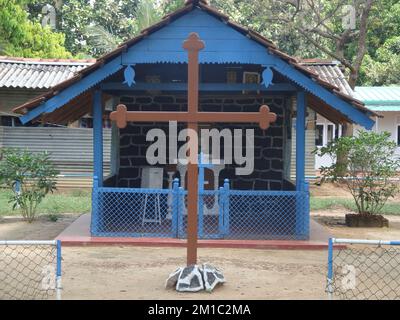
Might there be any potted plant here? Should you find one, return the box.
[314,131,399,227]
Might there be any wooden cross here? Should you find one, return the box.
[110,33,277,266]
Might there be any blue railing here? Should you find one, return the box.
[91,178,310,240]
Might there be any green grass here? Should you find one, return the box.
[310,197,400,215]
[0,189,91,217]
[2,188,400,217]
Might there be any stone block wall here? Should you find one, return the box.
[117,94,289,190]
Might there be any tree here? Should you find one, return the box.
[0,0,71,58]
[359,0,400,85]
[315,131,400,217]
[55,0,139,56]
[212,0,375,89]
[0,149,59,223]
[82,0,162,55]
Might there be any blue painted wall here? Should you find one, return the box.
[122,9,273,65]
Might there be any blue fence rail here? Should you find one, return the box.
[91,179,310,240]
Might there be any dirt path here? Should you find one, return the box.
[61,247,328,300]
[2,203,400,299]
[0,214,80,240]
[312,210,400,240]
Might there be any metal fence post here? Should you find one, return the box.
[304,181,310,238]
[178,186,185,238]
[218,186,224,237]
[56,240,62,301]
[295,179,307,239]
[90,175,99,235]
[327,237,334,300]
[223,179,230,236]
[171,178,179,237]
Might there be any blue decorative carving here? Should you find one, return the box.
[123,64,136,87]
[261,66,274,88]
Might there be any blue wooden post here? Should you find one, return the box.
[93,90,103,188]
[223,179,230,236]
[296,90,306,191]
[296,91,307,238]
[171,178,179,237]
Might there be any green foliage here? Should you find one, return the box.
[0,148,59,222]
[361,36,400,85]
[57,0,139,56]
[0,0,71,58]
[314,131,400,216]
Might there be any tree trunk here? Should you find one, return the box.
[336,122,353,176]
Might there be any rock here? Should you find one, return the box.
[166,263,225,293]
[165,267,183,290]
[203,263,225,292]
[176,265,204,292]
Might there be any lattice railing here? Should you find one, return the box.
[91,179,310,240]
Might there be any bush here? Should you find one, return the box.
[314,131,400,215]
[0,148,59,222]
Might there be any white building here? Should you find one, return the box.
[315,87,400,172]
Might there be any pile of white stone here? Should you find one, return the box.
[166,264,225,292]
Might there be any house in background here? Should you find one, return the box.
[0,57,111,188]
[314,86,400,172]
[354,87,400,150]
[291,59,355,177]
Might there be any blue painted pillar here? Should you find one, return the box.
[295,91,308,239]
[296,91,306,191]
[93,90,103,187]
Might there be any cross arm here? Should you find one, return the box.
[110,104,277,130]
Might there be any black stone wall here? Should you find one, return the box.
[117,94,289,190]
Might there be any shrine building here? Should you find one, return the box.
[13,0,375,240]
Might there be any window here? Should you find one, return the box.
[327,124,335,144]
[316,124,324,147]
[397,126,400,146]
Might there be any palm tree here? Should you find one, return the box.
[84,0,163,55]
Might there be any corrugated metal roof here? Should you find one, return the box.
[354,87,400,112]
[13,0,372,121]
[0,57,95,89]
[355,87,400,103]
[300,60,354,96]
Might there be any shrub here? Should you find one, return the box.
[314,131,400,215]
[0,148,59,222]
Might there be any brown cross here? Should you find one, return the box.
[110,33,277,266]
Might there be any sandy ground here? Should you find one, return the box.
[61,247,328,300]
[0,214,79,240]
[312,210,400,240]
[2,182,400,300]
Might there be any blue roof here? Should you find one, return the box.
[15,1,375,130]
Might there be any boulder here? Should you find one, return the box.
[165,263,225,293]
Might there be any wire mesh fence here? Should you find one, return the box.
[91,180,310,240]
[226,190,309,240]
[327,238,400,300]
[91,187,173,237]
[0,240,62,300]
